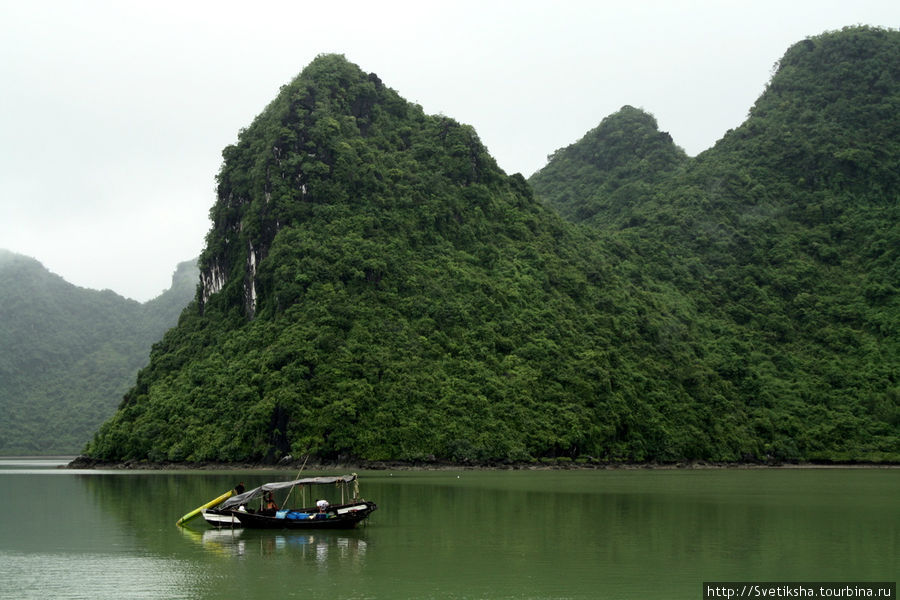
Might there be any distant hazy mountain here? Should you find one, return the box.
[0,250,198,454]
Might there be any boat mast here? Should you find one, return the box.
[283,454,311,506]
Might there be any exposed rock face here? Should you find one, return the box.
[200,257,227,305]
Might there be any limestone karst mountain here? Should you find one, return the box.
[86,27,898,465]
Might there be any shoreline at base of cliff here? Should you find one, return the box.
[64,455,900,471]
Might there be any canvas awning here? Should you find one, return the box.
[219,474,357,510]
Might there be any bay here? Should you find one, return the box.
[0,459,896,599]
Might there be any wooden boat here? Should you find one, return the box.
[199,474,377,530]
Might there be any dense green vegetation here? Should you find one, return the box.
[0,251,198,454]
[86,26,898,465]
[529,105,689,223]
[530,26,899,463]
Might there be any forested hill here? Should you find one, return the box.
[86,54,653,464]
[86,28,897,465]
[0,251,198,454]
[528,105,689,223]
[530,26,899,462]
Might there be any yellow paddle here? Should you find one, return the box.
[175,488,237,526]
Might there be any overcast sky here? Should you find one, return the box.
[1,1,897,301]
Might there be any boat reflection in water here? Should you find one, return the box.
[181,525,369,565]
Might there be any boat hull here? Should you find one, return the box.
[201,508,241,527]
[205,501,377,530]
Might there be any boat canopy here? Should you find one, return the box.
[219,475,358,510]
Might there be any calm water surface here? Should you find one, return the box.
[0,459,896,599]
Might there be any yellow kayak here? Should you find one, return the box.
[176,489,236,526]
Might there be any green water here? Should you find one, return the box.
[0,460,896,599]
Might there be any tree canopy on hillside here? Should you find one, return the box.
[0,251,198,453]
[87,28,898,465]
[530,26,899,462]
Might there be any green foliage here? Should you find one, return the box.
[88,29,899,465]
[0,253,198,454]
[530,26,900,463]
[530,105,689,223]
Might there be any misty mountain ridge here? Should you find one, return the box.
[0,250,199,454]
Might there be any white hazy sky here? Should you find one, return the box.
[1,1,897,301]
